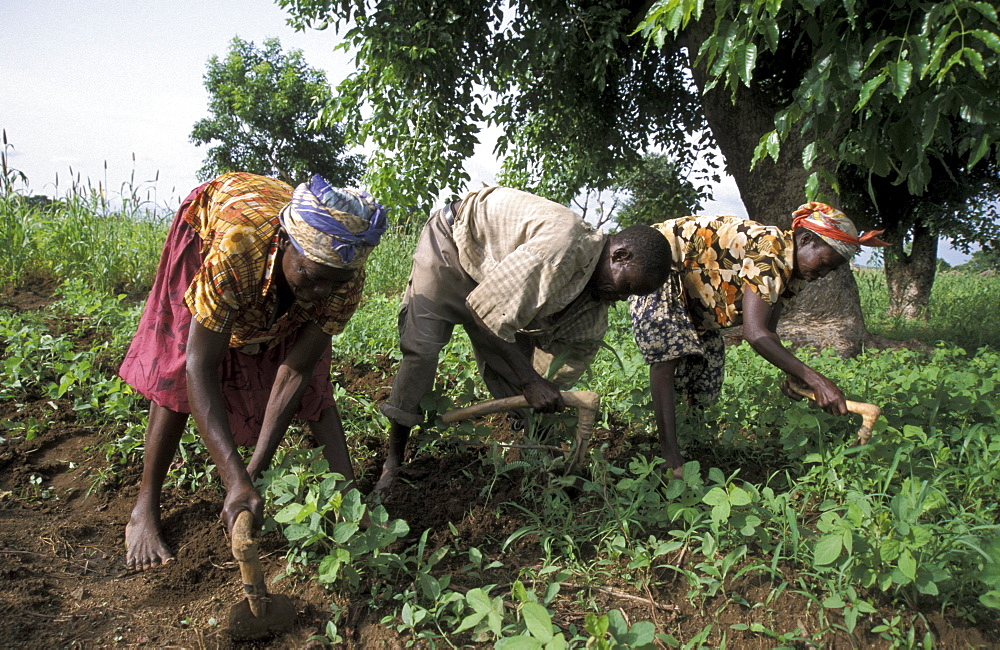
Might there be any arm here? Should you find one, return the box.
[185,319,261,534]
[467,301,565,412]
[246,321,332,482]
[741,283,848,415]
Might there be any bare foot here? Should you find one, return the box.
[372,465,399,496]
[125,515,175,572]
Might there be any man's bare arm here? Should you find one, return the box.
[466,301,565,412]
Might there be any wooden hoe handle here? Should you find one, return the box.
[441,390,601,469]
[787,384,882,444]
[231,510,270,617]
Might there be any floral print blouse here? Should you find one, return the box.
[652,216,805,330]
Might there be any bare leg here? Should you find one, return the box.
[650,360,685,479]
[374,421,411,494]
[125,403,188,571]
[306,403,356,485]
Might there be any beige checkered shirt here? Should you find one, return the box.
[451,186,608,345]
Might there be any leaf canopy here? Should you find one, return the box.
[639,0,1000,197]
[280,0,707,210]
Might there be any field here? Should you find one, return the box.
[1,188,999,649]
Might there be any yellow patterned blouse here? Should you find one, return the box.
[653,216,805,330]
[181,173,365,353]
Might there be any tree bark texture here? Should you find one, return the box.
[678,23,875,356]
[884,222,938,320]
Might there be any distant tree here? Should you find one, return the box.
[840,158,1000,319]
[612,153,713,229]
[962,244,1000,273]
[190,37,363,186]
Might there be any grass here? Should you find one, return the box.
[0,170,168,295]
[856,266,1000,351]
[1,175,998,647]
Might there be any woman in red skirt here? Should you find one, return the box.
[120,172,386,571]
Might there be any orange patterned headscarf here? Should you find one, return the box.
[791,202,890,260]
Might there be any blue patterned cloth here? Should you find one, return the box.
[281,175,387,267]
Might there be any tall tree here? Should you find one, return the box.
[191,37,363,186]
[279,0,1000,353]
[642,1,1000,332]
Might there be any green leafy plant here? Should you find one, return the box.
[191,37,363,186]
[261,448,409,591]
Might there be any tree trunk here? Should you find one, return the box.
[679,25,876,356]
[884,222,937,320]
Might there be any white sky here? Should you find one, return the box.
[2,0,359,206]
[0,0,971,264]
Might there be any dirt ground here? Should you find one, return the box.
[1,280,997,648]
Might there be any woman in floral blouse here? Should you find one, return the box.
[630,202,889,477]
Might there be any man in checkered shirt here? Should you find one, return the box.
[376,186,672,493]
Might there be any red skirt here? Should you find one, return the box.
[118,187,334,446]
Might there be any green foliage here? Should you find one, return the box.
[3,208,1000,645]
[0,159,168,294]
[958,245,1000,273]
[0,282,143,411]
[582,609,655,649]
[355,227,419,295]
[0,132,35,287]
[278,0,709,211]
[855,267,1000,350]
[191,37,363,186]
[0,129,28,197]
[639,0,1000,197]
[611,153,713,229]
[0,281,152,493]
[638,1,1000,293]
[261,447,409,590]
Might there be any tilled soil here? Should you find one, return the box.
[1,279,996,648]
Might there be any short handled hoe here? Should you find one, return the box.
[785,382,882,444]
[441,390,601,472]
[226,510,297,640]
